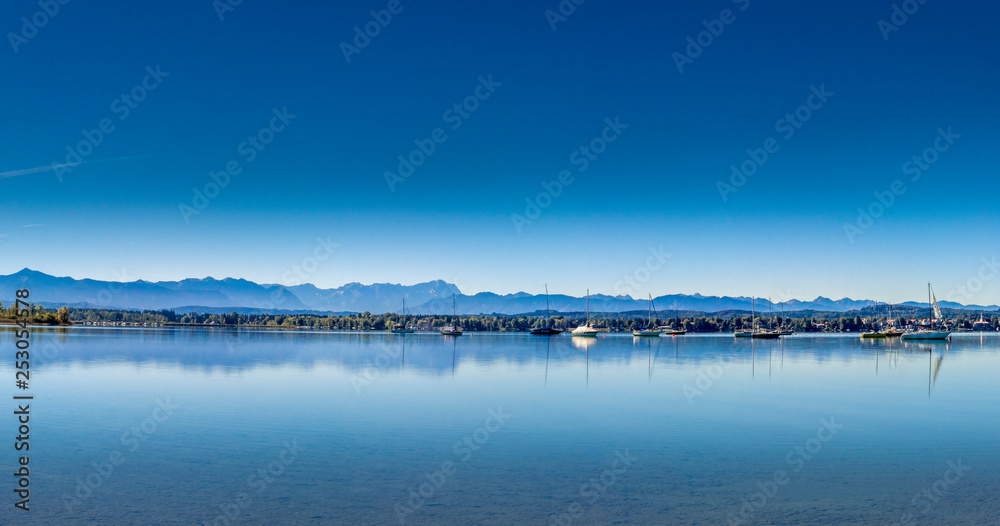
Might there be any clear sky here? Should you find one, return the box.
[2,0,998,305]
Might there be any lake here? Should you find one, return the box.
[3,328,999,525]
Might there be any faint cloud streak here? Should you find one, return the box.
[0,162,82,179]
[0,155,154,180]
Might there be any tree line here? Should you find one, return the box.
[0,303,71,325]
[47,307,999,332]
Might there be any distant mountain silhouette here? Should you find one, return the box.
[279,280,460,313]
[0,268,306,311]
[2,269,997,314]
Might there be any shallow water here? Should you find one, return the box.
[3,328,999,525]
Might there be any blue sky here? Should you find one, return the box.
[2,0,999,304]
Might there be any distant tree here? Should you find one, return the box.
[57,306,70,325]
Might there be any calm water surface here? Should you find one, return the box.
[2,328,999,525]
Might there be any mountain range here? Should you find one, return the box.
[1,269,997,315]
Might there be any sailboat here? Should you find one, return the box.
[530,284,562,335]
[901,284,950,340]
[440,294,463,336]
[972,313,991,332]
[661,326,687,335]
[571,289,601,337]
[633,295,662,337]
[884,326,904,338]
[658,298,687,335]
[735,296,755,337]
[861,301,887,339]
[752,297,780,339]
[884,303,904,337]
[777,302,794,335]
[391,299,415,333]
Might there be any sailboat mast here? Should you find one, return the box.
[648,294,653,327]
[545,284,550,315]
[751,296,756,332]
[928,282,933,326]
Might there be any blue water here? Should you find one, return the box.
[2,328,999,525]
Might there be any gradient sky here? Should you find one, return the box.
[2,0,999,304]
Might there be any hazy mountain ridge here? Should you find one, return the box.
[275,280,461,313]
[2,269,997,314]
[0,269,306,311]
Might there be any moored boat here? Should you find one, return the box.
[530,284,563,336]
[572,290,600,337]
[883,302,904,336]
[633,295,662,337]
[440,294,463,336]
[901,284,950,341]
[659,298,687,335]
[901,330,950,340]
[776,302,794,335]
[735,296,758,338]
[391,299,415,333]
[736,296,780,338]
